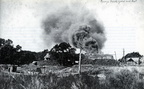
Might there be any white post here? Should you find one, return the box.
[78,48,82,74]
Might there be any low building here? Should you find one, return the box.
[44,53,50,60]
[87,53,114,60]
[123,52,143,65]
[126,57,141,65]
[127,58,136,65]
[0,65,18,72]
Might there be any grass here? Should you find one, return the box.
[0,66,144,89]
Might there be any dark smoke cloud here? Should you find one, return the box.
[42,3,106,53]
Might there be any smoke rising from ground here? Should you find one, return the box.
[42,3,106,53]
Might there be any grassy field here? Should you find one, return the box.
[0,64,144,89]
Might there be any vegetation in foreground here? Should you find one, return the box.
[0,68,144,89]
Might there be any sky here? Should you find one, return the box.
[0,0,144,59]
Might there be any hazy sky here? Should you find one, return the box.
[0,0,144,59]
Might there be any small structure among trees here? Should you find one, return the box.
[119,52,143,65]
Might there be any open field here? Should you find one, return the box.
[0,64,144,89]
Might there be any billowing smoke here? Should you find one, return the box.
[42,3,106,53]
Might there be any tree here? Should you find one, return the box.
[50,42,78,66]
[0,38,5,47]
[59,42,71,52]
[0,38,37,65]
[5,39,13,46]
[73,26,90,74]
[0,43,16,64]
[16,45,22,52]
[50,44,60,64]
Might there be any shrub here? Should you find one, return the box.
[106,69,138,89]
[93,59,120,66]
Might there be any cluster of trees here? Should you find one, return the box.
[124,52,143,58]
[49,42,79,66]
[0,38,36,65]
[0,38,80,66]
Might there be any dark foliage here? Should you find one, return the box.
[0,38,80,66]
[49,42,79,66]
[125,52,142,58]
[35,49,49,60]
[0,38,37,65]
[82,58,120,66]
[13,51,36,65]
[93,59,120,66]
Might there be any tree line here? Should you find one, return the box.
[0,38,80,66]
[0,38,36,65]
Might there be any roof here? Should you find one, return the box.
[127,58,134,62]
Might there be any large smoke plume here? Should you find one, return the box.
[42,3,106,53]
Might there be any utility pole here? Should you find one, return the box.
[114,51,117,60]
[123,48,126,63]
[123,48,125,57]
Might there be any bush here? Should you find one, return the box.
[82,59,120,66]
[105,69,140,89]
[93,59,120,66]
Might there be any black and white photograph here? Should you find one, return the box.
[0,0,144,89]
